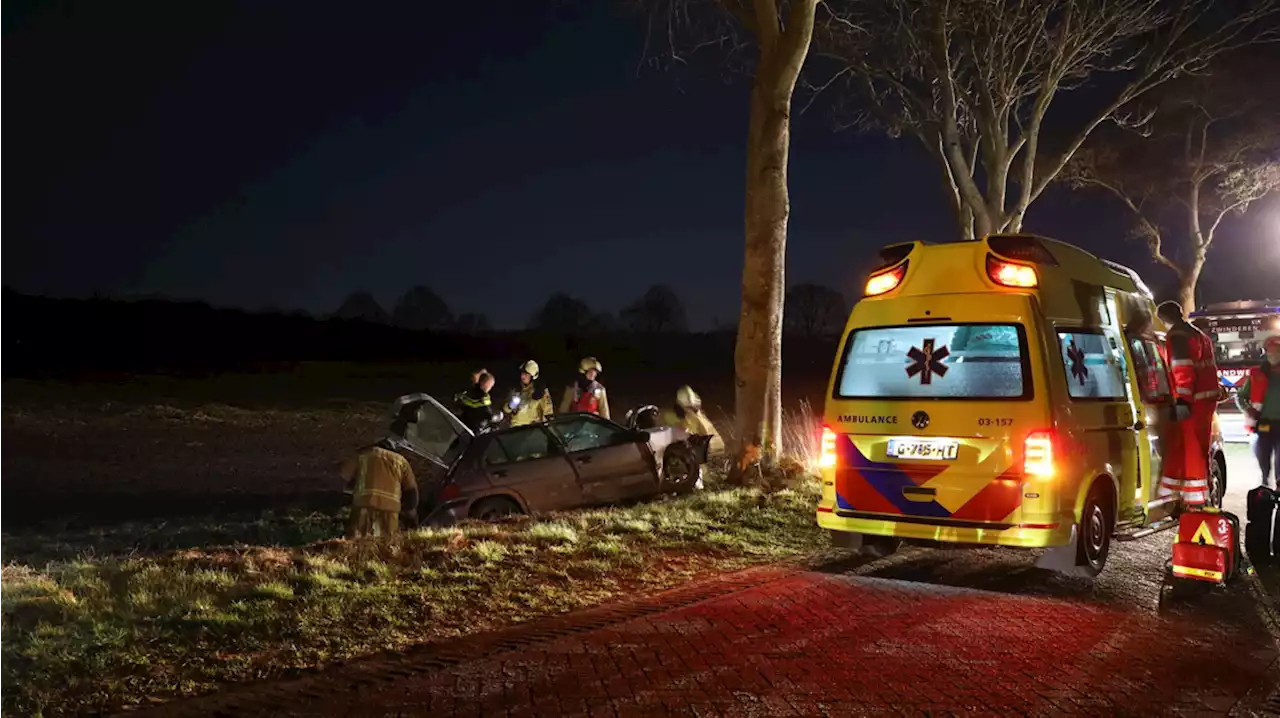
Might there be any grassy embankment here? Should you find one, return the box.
[2,414,829,717]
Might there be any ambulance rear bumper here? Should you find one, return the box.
[818,508,1075,549]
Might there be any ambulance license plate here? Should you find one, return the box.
[887,437,959,461]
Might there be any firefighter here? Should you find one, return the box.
[662,386,725,455]
[340,438,419,538]
[457,370,503,433]
[560,356,610,419]
[1158,301,1220,507]
[504,360,554,426]
[453,367,488,412]
[1236,335,1280,488]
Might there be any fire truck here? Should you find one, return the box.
[1190,299,1280,442]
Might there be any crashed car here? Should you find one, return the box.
[388,394,710,525]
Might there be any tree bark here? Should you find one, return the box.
[1178,254,1205,312]
[730,0,818,484]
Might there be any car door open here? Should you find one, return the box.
[389,393,474,469]
[548,415,657,505]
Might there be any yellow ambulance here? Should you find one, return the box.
[816,234,1227,576]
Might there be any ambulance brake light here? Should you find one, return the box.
[987,255,1039,288]
[1023,431,1054,477]
[865,262,907,296]
[819,426,837,469]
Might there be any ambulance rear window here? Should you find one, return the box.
[834,324,1031,400]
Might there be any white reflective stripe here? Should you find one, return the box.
[1193,390,1219,400]
[1175,387,1193,396]
[1183,494,1207,505]
[355,488,400,502]
[1253,402,1265,409]
[1171,359,1194,367]
[1182,480,1209,489]
[1160,478,1182,490]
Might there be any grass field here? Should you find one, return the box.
[2,483,828,717]
[2,363,832,716]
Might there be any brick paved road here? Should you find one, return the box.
[147,449,1280,717]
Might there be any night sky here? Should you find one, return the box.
[6,0,1278,329]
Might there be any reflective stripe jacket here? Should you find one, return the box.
[662,407,726,455]
[506,383,554,426]
[457,385,501,432]
[341,446,416,513]
[1236,364,1275,432]
[1166,322,1219,404]
[560,380,610,420]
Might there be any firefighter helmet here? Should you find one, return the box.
[675,385,701,409]
[519,360,540,379]
[578,356,602,374]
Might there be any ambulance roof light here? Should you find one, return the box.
[864,261,908,297]
[871,242,916,273]
[986,254,1038,288]
[986,234,1059,266]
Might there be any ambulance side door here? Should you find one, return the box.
[1124,334,1176,521]
[1054,327,1139,518]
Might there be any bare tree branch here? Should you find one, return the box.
[1061,47,1280,307]
[812,0,1277,237]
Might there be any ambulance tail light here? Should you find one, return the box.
[986,254,1039,288]
[865,262,908,297]
[1023,431,1055,478]
[819,426,837,469]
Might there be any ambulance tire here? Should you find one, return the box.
[1076,482,1114,576]
[862,535,901,559]
[1207,456,1225,509]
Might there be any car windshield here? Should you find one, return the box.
[548,415,629,452]
[834,324,1031,400]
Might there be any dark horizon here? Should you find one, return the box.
[6,0,1278,330]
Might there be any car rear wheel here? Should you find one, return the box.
[470,496,522,521]
[1075,482,1114,577]
[662,444,702,494]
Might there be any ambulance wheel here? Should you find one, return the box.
[862,535,901,559]
[1076,483,1114,576]
[1207,457,1225,509]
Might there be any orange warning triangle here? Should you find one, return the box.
[1190,520,1216,546]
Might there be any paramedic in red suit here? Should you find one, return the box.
[1157,301,1220,507]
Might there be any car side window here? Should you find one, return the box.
[549,416,627,453]
[482,437,512,467]
[485,427,556,466]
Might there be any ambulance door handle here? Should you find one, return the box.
[1131,421,1146,431]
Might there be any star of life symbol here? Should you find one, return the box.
[906,339,950,385]
[1067,339,1089,386]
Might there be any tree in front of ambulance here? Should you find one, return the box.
[811,0,1274,240]
[635,0,822,481]
[1061,51,1280,311]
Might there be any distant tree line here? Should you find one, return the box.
[332,283,850,337]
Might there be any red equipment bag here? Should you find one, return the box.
[1171,508,1241,585]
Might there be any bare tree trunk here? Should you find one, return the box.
[730,0,817,485]
[1178,255,1205,312]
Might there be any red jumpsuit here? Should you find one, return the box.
[1159,321,1219,506]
